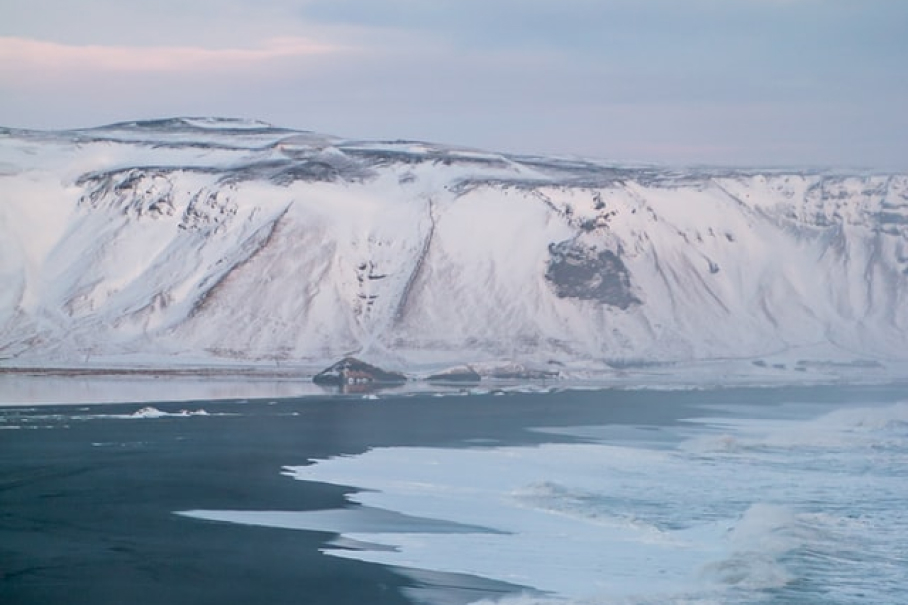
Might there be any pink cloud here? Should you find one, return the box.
[0,36,345,76]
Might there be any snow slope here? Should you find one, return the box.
[1,118,906,375]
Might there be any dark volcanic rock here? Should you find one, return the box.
[489,365,561,380]
[312,357,407,387]
[427,366,482,384]
[545,240,640,309]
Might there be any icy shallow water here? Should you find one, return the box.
[186,394,908,604]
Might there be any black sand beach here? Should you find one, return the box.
[1,384,904,604]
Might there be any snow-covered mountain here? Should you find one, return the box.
[1,117,906,377]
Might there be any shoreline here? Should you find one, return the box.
[2,363,907,407]
[0,364,318,378]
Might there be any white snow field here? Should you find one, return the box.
[1,117,907,380]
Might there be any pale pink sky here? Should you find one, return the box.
[2,0,906,169]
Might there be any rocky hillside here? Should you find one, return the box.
[1,118,906,377]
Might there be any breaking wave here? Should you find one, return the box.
[180,394,908,604]
[127,406,210,418]
[511,481,668,538]
[681,400,908,455]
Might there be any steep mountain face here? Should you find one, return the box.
[1,118,906,373]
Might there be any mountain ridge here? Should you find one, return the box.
[1,118,906,381]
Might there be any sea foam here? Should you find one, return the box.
[178,396,908,604]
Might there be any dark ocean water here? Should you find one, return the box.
[2,384,906,604]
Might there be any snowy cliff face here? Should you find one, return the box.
[1,118,906,372]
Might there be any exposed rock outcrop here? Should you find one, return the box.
[312,357,407,387]
[427,365,482,384]
[545,240,639,309]
[489,364,561,380]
